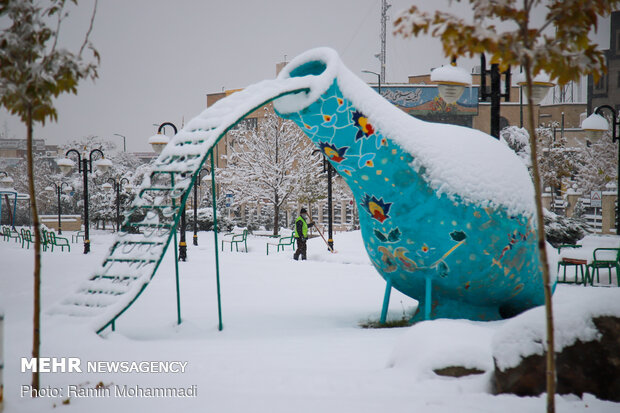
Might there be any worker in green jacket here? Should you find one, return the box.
[293,207,314,260]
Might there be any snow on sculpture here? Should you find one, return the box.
[273,48,546,321]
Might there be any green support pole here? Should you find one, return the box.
[173,228,182,325]
[172,176,182,325]
[380,277,392,324]
[424,276,432,320]
[210,150,223,331]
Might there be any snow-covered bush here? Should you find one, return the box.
[185,207,234,232]
[500,126,531,168]
[543,208,590,247]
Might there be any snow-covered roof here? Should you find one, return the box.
[274,48,535,216]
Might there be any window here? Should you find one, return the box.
[594,74,607,92]
[345,203,353,223]
[334,205,341,225]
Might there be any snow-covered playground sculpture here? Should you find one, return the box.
[52,48,545,333]
[274,49,545,322]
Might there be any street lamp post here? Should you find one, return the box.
[312,149,334,251]
[45,182,70,234]
[362,69,381,95]
[58,148,111,254]
[326,162,334,251]
[193,168,211,246]
[113,133,126,152]
[104,177,130,232]
[479,54,511,139]
[582,105,620,232]
[149,121,186,261]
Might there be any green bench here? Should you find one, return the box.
[49,231,71,252]
[20,228,33,249]
[72,230,85,243]
[266,235,295,255]
[585,248,620,286]
[221,229,248,252]
[2,226,21,243]
[41,228,70,252]
[40,228,50,251]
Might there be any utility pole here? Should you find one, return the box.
[378,0,391,84]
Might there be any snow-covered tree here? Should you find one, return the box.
[575,131,617,195]
[501,124,612,211]
[57,136,143,229]
[218,108,321,236]
[0,0,99,392]
[119,159,156,232]
[2,153,64,217]
[501,125,595,239]
[537,125,578,197]
[296,152,327,214]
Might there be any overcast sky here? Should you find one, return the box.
[0,0,611,153]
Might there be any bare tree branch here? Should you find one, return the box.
[79,0,98,58]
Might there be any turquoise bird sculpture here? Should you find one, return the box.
[274,48,547,322]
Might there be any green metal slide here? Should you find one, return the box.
[50,78,311,334]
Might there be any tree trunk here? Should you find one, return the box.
[524,58,555,413]
[4,194,14,229]
[26,107,41,394]
[273,191,279,236]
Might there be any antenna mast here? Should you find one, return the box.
[379,0,391,83]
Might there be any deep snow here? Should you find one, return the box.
[1,229,619,412]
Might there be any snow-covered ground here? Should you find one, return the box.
[1,229,619,412]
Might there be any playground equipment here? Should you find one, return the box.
[50,79,312,334]
[275,49,545,322]
[52,48,545,333]
[0,188,29,229]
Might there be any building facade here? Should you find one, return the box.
[0,138,61,167]
[588,11,620,115]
